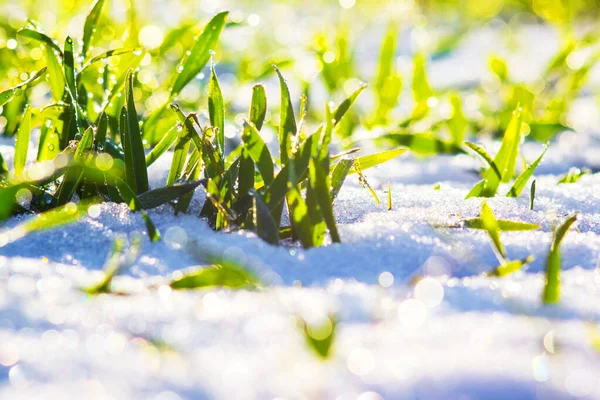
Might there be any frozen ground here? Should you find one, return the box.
[1,27,600,400]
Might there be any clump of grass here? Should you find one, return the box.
[558,167,590,184]
[465,109,548,199]
[476,201,536,277]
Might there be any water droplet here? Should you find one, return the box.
[47,144,54,151]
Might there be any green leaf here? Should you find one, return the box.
[0,151,8,176]
[45,45,66,101]
[334,83,367,127]
[249,84,267,131]
[480,106,524,197]
[63,37,78,101]
[55,126,95,205]
[543,213,579,304]
[0,200,98,248]
[309,158,340,243]
[14,105,31,176]
[558,167,590,184]
[82,0,106,59]
[145,124,179,167]
[286,168,314,249]
[412,53,433,105]
[170,263,259,290]
[488,255,534,277]
[208,62,225,153]
[465,179,485,199]
[121,71,149,194]
[464,218,540,231]
[137,180,203,209]
[530,180,536,211]
[330,158,354,204]
[347,148,407,174]
[507,145,547,197]
[464,142,501,180]
[0,67,47,107]
[301,316,336,359]
[274,65,297,165]
[480,201,505,262]
[80,48,142,75]
[250,189,280,245]
[170,12,229,97]
[17,28,62,55]
[167,118,193,186]
[372,22,401,125]
[242,121,274,185]
[447,93,468,145]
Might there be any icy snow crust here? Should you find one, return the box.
[1,30,600,400]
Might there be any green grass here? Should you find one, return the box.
[0,0,594,314]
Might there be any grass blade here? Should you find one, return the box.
[167,119,193,186]
[301,316,336,359]
[480,201,505,262]
[145,124,178,167]
[137,180,203,210]
[82,0,106,59]
[379,132,465,155]
[387,182,392,211]
[14,105,32,176]
[530,180,536,211]
[121,71,149,194]
[543,213,579,304]
[249,84,267,130]
[17,28,62,55]
[0,67,47,107]
[170,264,259,290]
[170,12,229,97]
[447,93,468,145]
[286,185,313,248]
[488,255,535,277]
[63,37,78,101]
[347,148,407,174]
[45,45,66,101]
[242,121,274,185]
[309,158,340,243]
[0,200,98,248]
[334,83,367,126]
[274,65,297,165]
[465,142,501,180]
[464,218,540,231]
[507,145,547,197]
[250,190,280,245]
[83,235,142,295]
[330,158,354,204]
[208,62,225,153]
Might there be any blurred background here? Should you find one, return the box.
[2,0,600,150]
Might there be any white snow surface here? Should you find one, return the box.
[1,28,600,400]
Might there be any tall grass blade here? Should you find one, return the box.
[122,71,149,193]
[249,84,267,130]
[137,180,203,210]
[208,62,225,153]
[242,121,274,185]
[14,105,32,176]
[543,213,579,304]
[507,145,547,197]
[82,0,106,59]
[330,158,354,203]
[0,67,47,107]
[464,142,501,180]
[480,201,505,261]
[250,190,280,245]
[170,12,229,97]
[274,65,297,165]
[347,148,406,174]
[530,180,536,211]
[309,158,340,243]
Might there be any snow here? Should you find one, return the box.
[1,26,600,400]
